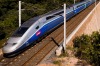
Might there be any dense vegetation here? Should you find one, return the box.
[0,0,99,65]
[73,31,100,66]
[0,0,84,47]
[0,0,80,47]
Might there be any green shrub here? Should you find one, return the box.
[73,31,100,66]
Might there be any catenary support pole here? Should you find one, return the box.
[63,3,66,52]
[19,1,21,27]
[74,0,75,4]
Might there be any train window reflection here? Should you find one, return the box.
[12,27,28,37]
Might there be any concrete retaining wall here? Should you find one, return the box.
[67,2,100,46]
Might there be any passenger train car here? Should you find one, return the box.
[2,0,95,57]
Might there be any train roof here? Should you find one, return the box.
[21,16,41,27]
[72,0,87,6]
[20,1,86,28]
[20,0,90,28]
[41,9,63,16]
[21,9,63,27]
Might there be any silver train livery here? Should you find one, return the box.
[2,0,95,57]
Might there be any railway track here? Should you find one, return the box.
[0,2,97,66]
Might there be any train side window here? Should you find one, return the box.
[54,11,64,15]
[77,4,84,8]
[36,26,39,29]
[87,1,90,3]
[46,16,55,20]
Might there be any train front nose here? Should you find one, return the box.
[2,37,21,57]
[2,43,16,54]
[2,43,17,57]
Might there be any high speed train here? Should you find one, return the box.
[2,0,95,57]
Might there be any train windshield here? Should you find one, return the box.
[12,27,28,37]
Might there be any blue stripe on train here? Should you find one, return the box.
[74,5,85,14]
[8,1,94,54]
[9,11,75,54]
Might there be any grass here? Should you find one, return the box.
[66,46,74,51]
[58,52,68,58]
[53,60,61,66]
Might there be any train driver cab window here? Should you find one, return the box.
[12,27,28,37]
[36,26,39,29]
